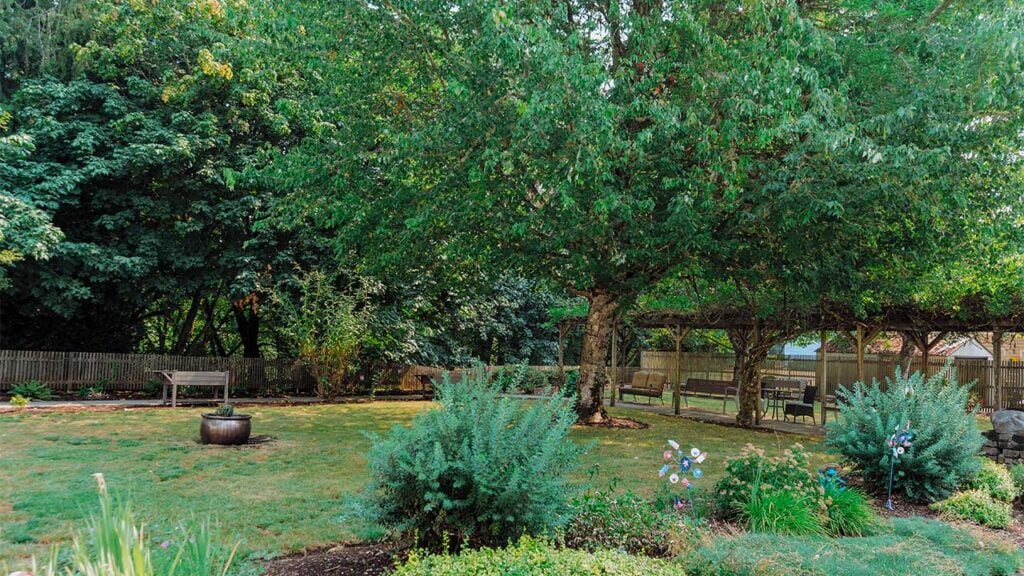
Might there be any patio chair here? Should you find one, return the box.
[783,385,817,424]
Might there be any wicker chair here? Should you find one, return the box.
[783,385,817,424]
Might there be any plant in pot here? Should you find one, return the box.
[200,404,252,445]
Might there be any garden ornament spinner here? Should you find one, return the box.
[885,421,913,510]
[659,439,706,510]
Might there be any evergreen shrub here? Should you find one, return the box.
[355,373,583,550]
[825,366,983,503]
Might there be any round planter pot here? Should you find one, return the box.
[200,414,252,445]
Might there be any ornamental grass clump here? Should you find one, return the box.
[825,365,983,503]
[714,444,825,536]
[354,372,583,550]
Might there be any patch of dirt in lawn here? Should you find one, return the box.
[579,416,650,429]
[263,542,405,576]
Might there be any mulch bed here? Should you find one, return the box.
[263,542,406,576]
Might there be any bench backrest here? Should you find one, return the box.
[628,371,668,391]
[628,371,650,389]
[685,378,732,394]
[172,371,229,386]
[762,378,804,392]
[645,372,666,392]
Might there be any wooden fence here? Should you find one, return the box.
[639,351,1024,411]
[0,350,579,398]
[0,350,319,396]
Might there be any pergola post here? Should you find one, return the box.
[994,329,1003,410]
[609,322,619,407]
[671,326,688,415]
[820,330,829,425]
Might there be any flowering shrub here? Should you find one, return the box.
[562,491,685,557]
[714,443,820,516]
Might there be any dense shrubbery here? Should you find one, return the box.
[9,380,53,400]
[930,489,1013,529]
[715,444,877,537]
[393,537,682,576]
[825,367,983,503]
[1011,463,1024,499]
[354,374,583,549]
[972,459,1017,503]
[562,491,684,557]
[492,364,552,393]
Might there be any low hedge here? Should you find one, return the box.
[393,537,684,576]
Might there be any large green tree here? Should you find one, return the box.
[324,0,866,422]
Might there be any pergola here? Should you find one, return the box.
[556,305,1024,425]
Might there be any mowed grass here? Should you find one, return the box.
[0,401,822,566]
[0,401,1015,576]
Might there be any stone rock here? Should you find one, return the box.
[1005,450,1021,458]
[984,446,1000,456]
[991,410,1024,435]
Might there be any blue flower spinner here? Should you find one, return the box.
[885,421,914,510]
[658,440,706,510]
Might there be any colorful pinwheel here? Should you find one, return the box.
[885,421,913,510]
[658,439,706,509]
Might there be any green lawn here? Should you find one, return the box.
[0,401,819,565]
[0,401,1014,575]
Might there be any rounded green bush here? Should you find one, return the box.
[929,489,1013,529]
[394,536,684,576]
[353,374,583,550]
[972,459,1016,503]
[825,367,983,503]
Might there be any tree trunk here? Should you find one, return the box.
[728,327,774,428]
[171,291,203,355]
[232,300,261,358]
[576,291,618,424]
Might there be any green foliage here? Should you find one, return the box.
[274,270,374,399]
[972,459,1017,503]
[492,365,551,394]
[687,517,1022,576]
[930,490,1013,530]
[1010,463,1024,500]
[9,380,53,400]
[354,374,583,550]
[394,536,681,576]
[714,443,820,517]
[9,394,29,407]
[213,404,235,417]
[822,481,879,537]
[826,367,983,503]
[562,491,682,558]
[741,483,824,537]
[16,478,238,576]
[78,382,107,400]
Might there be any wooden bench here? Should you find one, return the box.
[618,371,667,404]
[155,370,230,408]
[682,378,738,413]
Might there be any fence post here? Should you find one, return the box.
[994,330,1003,411]
[820,330,829,426]
[609,322,618,407]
